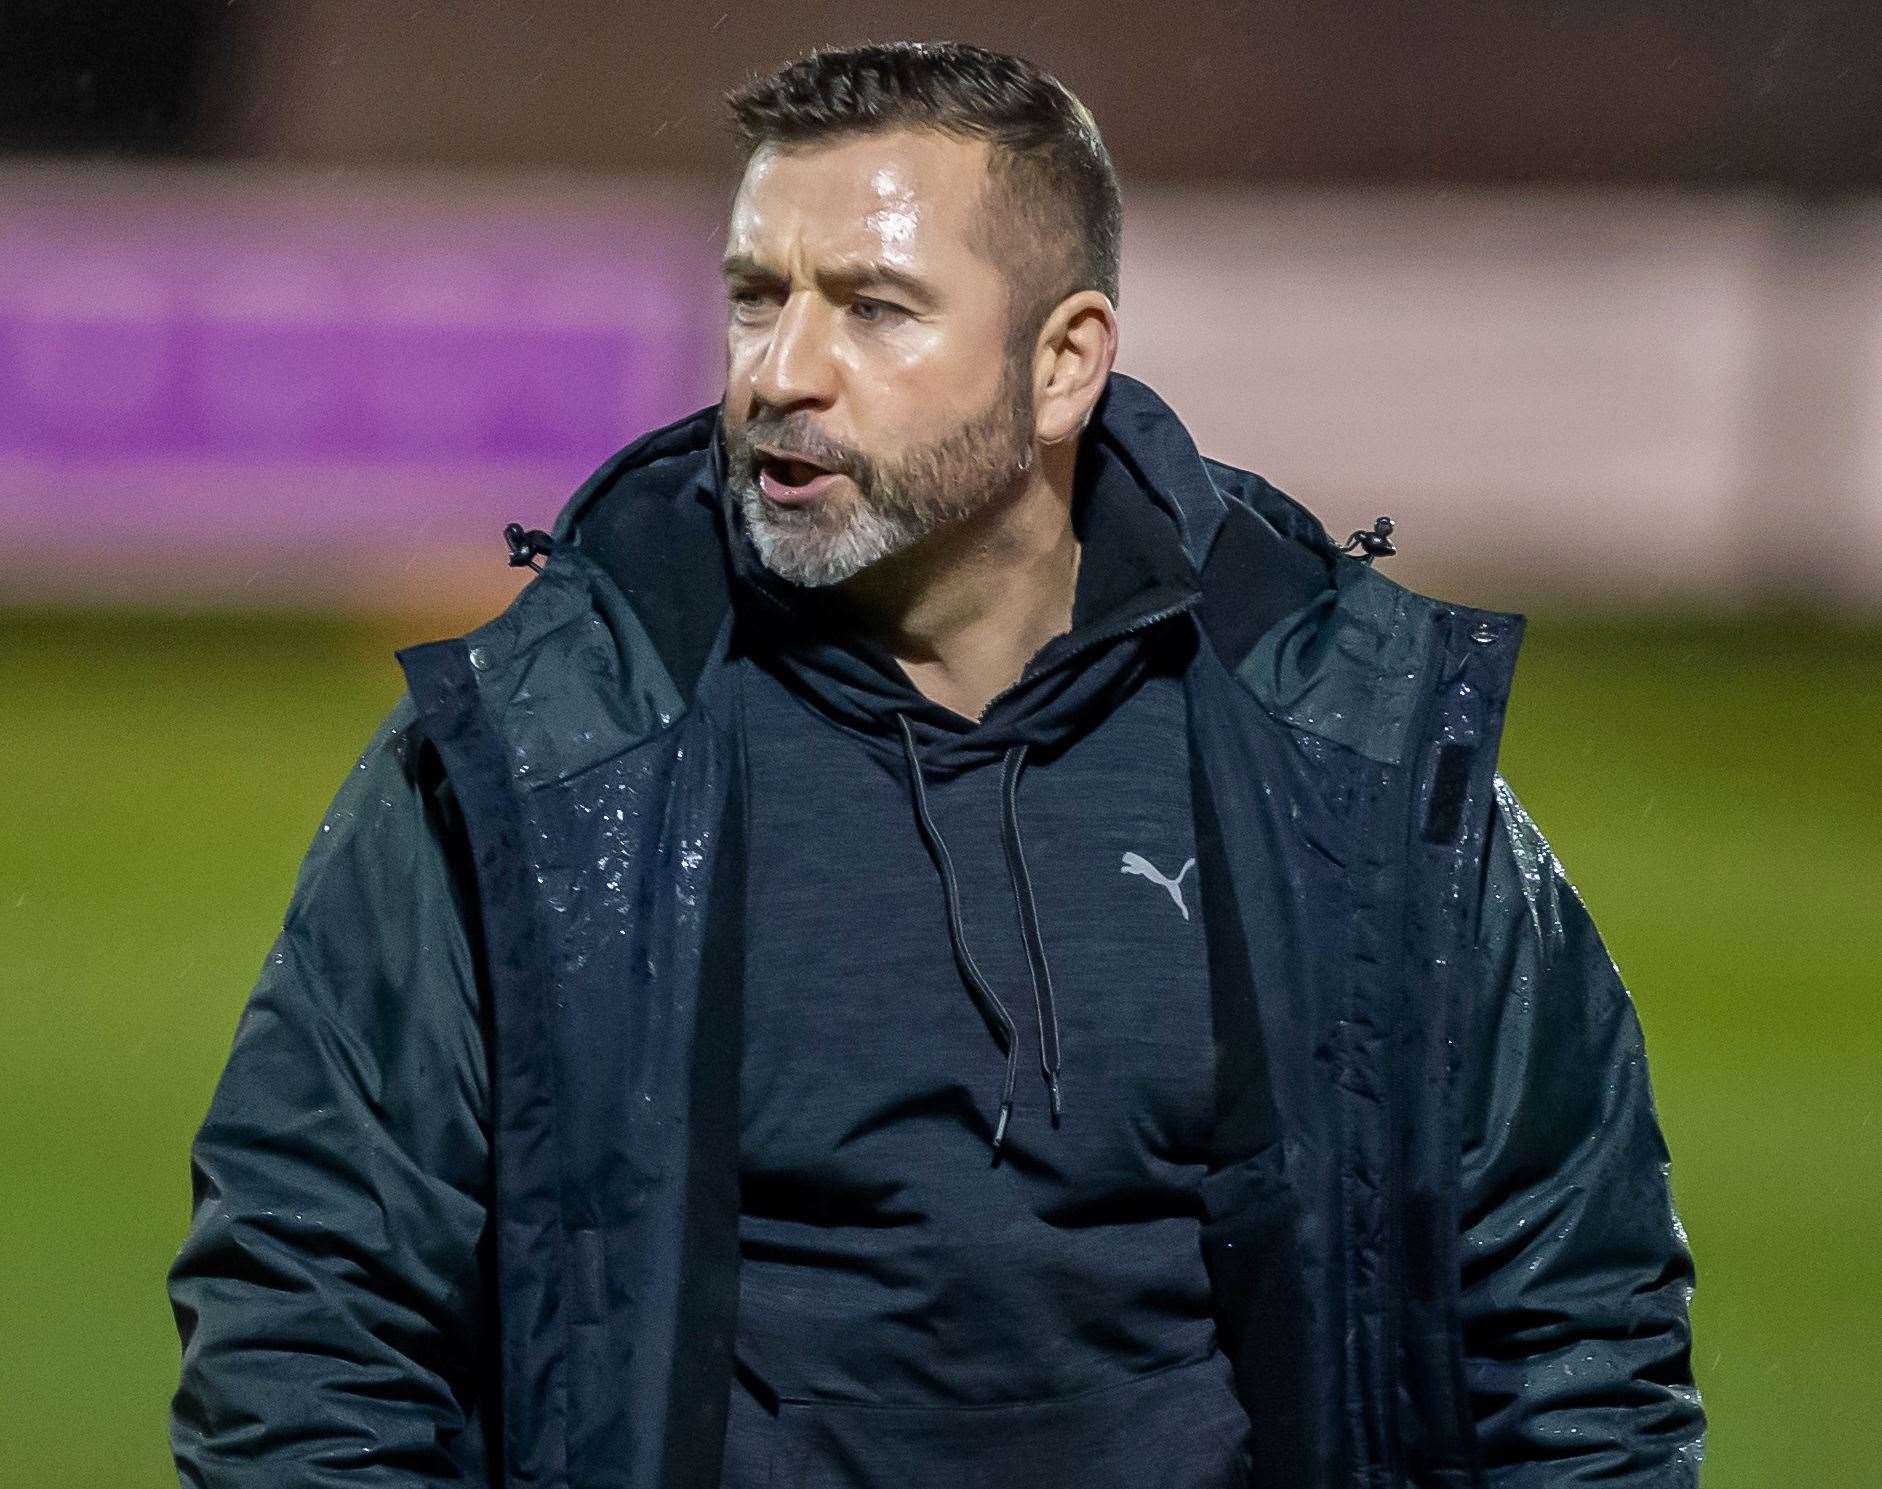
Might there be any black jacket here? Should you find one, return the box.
[168,372,1706,1487]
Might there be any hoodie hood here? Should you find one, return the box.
[715,397,1207,1157]
[718,411,1204,771]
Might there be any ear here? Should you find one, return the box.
[1032,289,1117,445]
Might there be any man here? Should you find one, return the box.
[168,41,1705,1489]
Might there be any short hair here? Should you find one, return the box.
[724,41,1122,352]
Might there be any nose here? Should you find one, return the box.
[750,293,837,411]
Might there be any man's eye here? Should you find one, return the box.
[850,298,904,323]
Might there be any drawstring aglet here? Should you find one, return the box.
[1046,1071,1063,1124]
[991,1098,1012,1159]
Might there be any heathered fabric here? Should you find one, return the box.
[718,440,1253,1486]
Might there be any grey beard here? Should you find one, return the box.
[735,415,1034,589]
[735,477,939,588]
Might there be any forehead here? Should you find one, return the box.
[725,128,994,271]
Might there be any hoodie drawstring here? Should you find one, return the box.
[1000,744,1064,1125]
[896,713,1064,1161]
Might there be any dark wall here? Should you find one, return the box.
[10,1,1882,191]
[0,0,224,155]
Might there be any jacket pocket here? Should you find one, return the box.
[770,1351,1251,1489]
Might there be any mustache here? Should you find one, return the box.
[736,424,856,477]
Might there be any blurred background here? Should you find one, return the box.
[3,3,1877,1484]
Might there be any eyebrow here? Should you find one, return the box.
[719,251,938,307]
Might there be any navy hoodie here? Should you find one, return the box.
[718,430,1255,1488]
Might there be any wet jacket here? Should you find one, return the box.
[167,371,1706,1488]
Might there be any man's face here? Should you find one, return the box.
[719,128,1038,588]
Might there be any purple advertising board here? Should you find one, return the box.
[0,165,724,609]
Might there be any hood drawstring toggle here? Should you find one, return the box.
[504,522,557,573]
[1338,515,1397,564]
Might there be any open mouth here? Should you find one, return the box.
[761,456,829,485]
[753,448,845,503]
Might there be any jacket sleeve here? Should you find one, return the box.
[1455,777,1706,1487]
[167,696,494,1487]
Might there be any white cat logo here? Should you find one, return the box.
[1120,851,1197,920]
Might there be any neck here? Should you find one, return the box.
[817,438,1082,722]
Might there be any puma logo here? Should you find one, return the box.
[1120,851,1197,920]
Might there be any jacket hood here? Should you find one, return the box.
[542,371,1346,740]
[547,370,1342,605]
